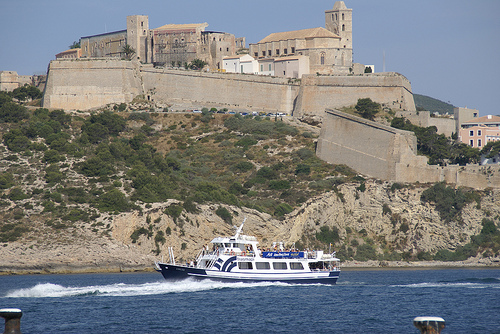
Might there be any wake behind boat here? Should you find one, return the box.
[155,219,340,284]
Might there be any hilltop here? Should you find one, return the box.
[413,93,455,115]
[0,94,499,274]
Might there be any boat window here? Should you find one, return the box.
[238,262,253,270]
[290,262,304,270]
[224,243,231,247]
[272,262,287,270]
[255,262,270,270]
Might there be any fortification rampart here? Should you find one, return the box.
[42,59,143,110]
[317,109,500,189]
[293,72,415,116]
[42,59,415,116]
[142,67,297,113]
[396,110,456,137]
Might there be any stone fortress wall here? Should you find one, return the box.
[317,109,500,189]
[41,59,497,189]
[395,110,455,137]
[42,59,143,110]
[42,59,415,116]
[0,71,46,93]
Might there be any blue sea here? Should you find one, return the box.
[0,268,499,333]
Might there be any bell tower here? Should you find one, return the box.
[126,15,149,61]
[325,1,352,66]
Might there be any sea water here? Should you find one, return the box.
[0,268,499,333]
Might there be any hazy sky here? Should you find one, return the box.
[1,0,498,115]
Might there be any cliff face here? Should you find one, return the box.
[2,181,497,274]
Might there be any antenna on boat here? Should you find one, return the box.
[234,217,247,239]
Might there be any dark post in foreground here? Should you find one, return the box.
[413,316,445,334]
[0,308,22,334]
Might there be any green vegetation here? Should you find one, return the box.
[420,182,480,222]
[413,94,455,115]
[434,218,500,261]
[391,117,480,165]
[354,98,381,121]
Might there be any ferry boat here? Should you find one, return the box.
[155,219,340,284]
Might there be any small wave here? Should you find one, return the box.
[391,280,500,289]
[4,279,287,298]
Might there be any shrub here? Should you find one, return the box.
[8,188,29,201]
[355,98,381,121]
[295,164,311,175]
[257,166,278,179]
[0,172,14,190]
[233,161,254,172]
[155,231,166,245]
[130,227,150,243]
[382,204,392,215]
[296,148,314,160]
[354,243,378,261]
[98,189,132,212]
[316,226,340,245]
[215,206,232,224]
[3,129,30,152]
[421,182,479,222]
[274,202,293,216]
[268,180,291,190]
[165,204,183,223]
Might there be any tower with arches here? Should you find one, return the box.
[325,1,352,67]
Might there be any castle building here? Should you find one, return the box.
[78,15,241,71]
[248,1,353,75]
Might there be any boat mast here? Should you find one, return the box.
[233,217,247,239]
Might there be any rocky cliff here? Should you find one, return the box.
[2,180,498,274]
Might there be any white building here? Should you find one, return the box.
[223,54,258,74]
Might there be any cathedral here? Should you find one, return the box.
[248,1,353,75]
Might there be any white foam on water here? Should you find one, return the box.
[5,279,288,298]
[390,282,498,289]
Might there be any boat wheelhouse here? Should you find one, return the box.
[155,219,340,284]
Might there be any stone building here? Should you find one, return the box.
[249,1,353,75]
[78,15,240,71]
[55,48,82,59]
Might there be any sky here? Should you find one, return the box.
[1,0,499,116]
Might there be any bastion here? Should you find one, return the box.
[317,109,500,189]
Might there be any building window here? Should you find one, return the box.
[470,130,474,137]
[291,47,295,53]
[241,65,243,73]
[342,24,345,31]
[260,64,263,72]
[342,13,345,20]
[276,49,279,55]
[320,52,325,65]
[268,50,271,56]
[254,52,258,57]
[470,139,474,146]
[284,48,287,54]
[226,48,229,52]
[478,130,482,136]
[268,64,271,71]
[262,51,266,57]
